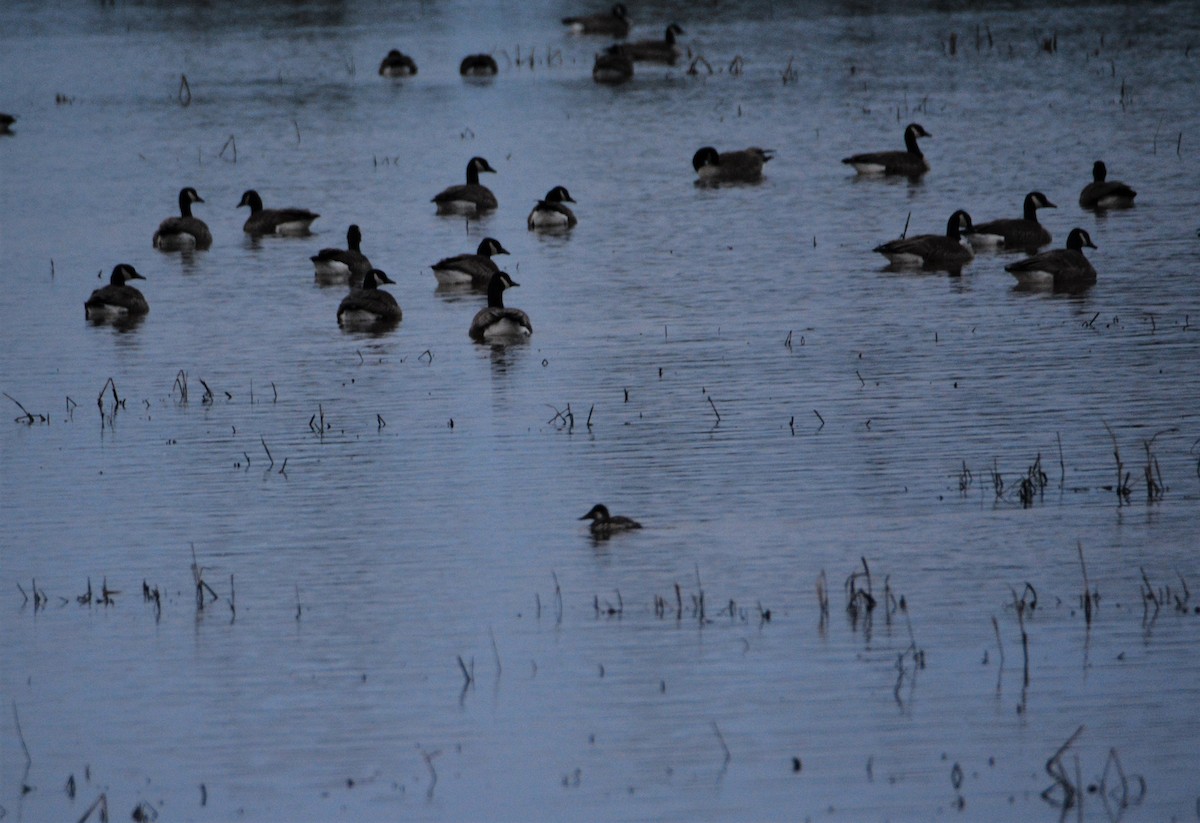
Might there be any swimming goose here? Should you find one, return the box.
[460,54,499,77]
[469,271,532,341]
[608,23,685,64]
[85,264,149,319]
[563,4,631,37]
[378,49,417,77]
[433,157,498,215]
[0,113,15,135]
[152,187,213,250]
[693,146,774,185]
[874,210,974,273]
[432,237,510,288]
[237,190,319,236]
[527,186,578,230]
[967,191,1056,252]
[1079,161,1136,210]
[579,503,642,537]
[337,269,402,325]
[1005,228,1097,291]
[592,51,634,84]
[842,123,931,177]
[311,224,373,285]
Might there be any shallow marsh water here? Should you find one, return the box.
[1,0,1199,820]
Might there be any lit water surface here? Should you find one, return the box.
[2,1,1199,820]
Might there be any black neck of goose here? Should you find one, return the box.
[1022,196,1039,222]
[904,128,923,156]
[348,232,361,252]
[664,27,676,44]
[1093,163,1106,182]
[487,278,507,308]
[179,191,194,218]
[245,194,262,214]
[946,214,963,239]
[466,165,480,186]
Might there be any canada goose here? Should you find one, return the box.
[1005,228,1097,292]
[237,190,319,236]
[337,269,402,326]
[460,54,499,77]
[432,237,510,288]
[433,157,498,215]
[608,23,684,64]
[692,146,774,185]
[378,49,417,77]
[967,191,1056,252]
[579,503,642,537]
[1079,161,1136,209]
[874,210,974,273]
[842,123,931,177]
[0,113,17,135]
[469,271,532,341]
[311,224,372,285]
[563,4,631,37]
[152,187,213,250]
[527,186,578,230]
[592,52,634,84]
[85,264,149,319]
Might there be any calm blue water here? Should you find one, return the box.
[2,1,1199,820]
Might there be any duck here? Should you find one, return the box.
[432,156,498,215]
[311,224,373,285]
[608,23,685,64]
[432,237,510,288]
[85,264,149,319]
[460,54,499,77]
[842,123,931,177]
[469,271,532,341]
[1005,228,1097,291]
[967,191,1056,252]
[874,210,975,273]
[527,186,578,230]
[579,503,642,537]
[1079,161,1136,209]
[378,49,417,77]
[563,4,631,37]
[692,146,774,185]
[337,269,402,326]
[237,190,319,236]
[152,187,213,250]
[592,51,634,84]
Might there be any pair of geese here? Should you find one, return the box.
[150,186,319,250]
[431,156,580,231]
[377,50,500,78]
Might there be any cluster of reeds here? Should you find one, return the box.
[1041,727,1146,816]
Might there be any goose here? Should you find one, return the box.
[0,113,15,135]
[1005,228,1097,291]
[152,187,213,250]
[337,269,402,326]
[967,191,1056,252]
[608,23,684,64]
[842,123,931,177]
[579,504,642,537]
[874,210,974,273]
[592,51,634,84]
[85,264,149,319]
[432,237,510,288]
[237,190,319,236]
[563,4,631,37]
[378,49,417,77]
[311,224,373,285]
[433,156,498,215]
[460,54,498,77]
[469,271,532,341]
[693,146,774,185]
[527,186,578,230]
[1079,161,1136,209]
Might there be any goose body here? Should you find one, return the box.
[608,23,684,64]
[1079,161,1136,209]
[432,237,510,288]
[470,271,532,341]
[337,269,402,326]
[874,210,974,273]
[1005,228,1097,291]
[579,503,642,537]
[563,4,631,37]
[153,187,212,250]
[968,191,1055,252]
[592,52,634,84]
[378,49,417,77]
[311,224,372,285]
[0,113,15,135]
[842,123,931,177]
[460,54,498,77]
[85,264,149,319]
[527,186,578,230]
[237,190,319,236]
[433,156,498,215]
[693,146,774,185]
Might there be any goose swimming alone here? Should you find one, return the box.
[1005,228,1098,292]
[527,186,578,230]
[237,190,319,236]
[152,187,213,250]
[469,271,532,341]
[1079,161,1136,210]
[579,504,642,538]
[85,264,149,319]
[692,146,774,185]
[378,49,418,77]
[433,157,498,215]
[842,123,931,177]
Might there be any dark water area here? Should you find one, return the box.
[2,1,1199,820]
